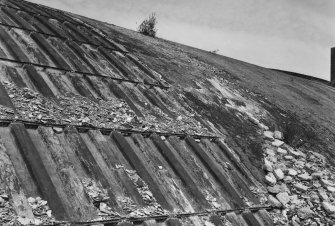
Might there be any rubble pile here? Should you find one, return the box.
[81,178,120,218]
[0,105,14,119]
[0,194,16,226]
[262,130,335,225]
[2,81,211,135]
[25,197,55,225]
[124,168,169,217]
[0,193,55,226]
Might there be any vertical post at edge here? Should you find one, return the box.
[331,48,335,82]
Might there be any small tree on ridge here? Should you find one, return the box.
[137,13,157,37]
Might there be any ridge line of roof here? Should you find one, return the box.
[0,20,127,53]
[2,1,129,53]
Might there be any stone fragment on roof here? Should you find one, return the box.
[268,195,282,208]
[273,131,283,140]
[273,169,284,180]
[293,183,308,192]
[263,131,274,140]
[3,81,212,135]
[265,173,277,186]
[272,139,284,147]
[322,202,335,214]
[276,192,290,206]
[277,148,287,155]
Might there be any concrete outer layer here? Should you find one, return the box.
[0,0,334,225]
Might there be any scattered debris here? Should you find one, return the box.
[81,178,120,218]
[124,169,169,216]
[26,196,55,224]
[0,193,17,226]
[2,81,212,135]
[262,129,335,225]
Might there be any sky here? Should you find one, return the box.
[29,0,335,80]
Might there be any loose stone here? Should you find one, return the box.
[273,131,283,140]
[293,183,308,192]
[274,169,285,180]
[277,147,287,155]
[272,139,284,147]
[268,195,282,207]
[265,173,277,186]
[288,168,298,176]
[322,202,335,214]
[276,192,290,206]
[298,173,312,181]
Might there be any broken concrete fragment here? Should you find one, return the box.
[298,173,312,181]
[274,169,284,180]
[265,148,276,156]
[293,183,308,192]
[277,148,287,155]
[272,139,284,147]
[265,173,277,186]
[322,202,335,214]
[263,158,273,172]
[284,155,294,160]
[276,192,290,206]
[297,206,313,219]
[318,190,329,201]
[326,186,335,193]
[17,217,33,225]
[284,176,293,183]
[264,131,274,140]
[290,194,303,205]
[294,160,305,169]
[288,168,298,176]
[27,197,35,204]
[268,184,289,194]
[310,192,320,203]
[268,195,282,207]
[321,179,335,187]
[273,131,283,140]
[289,149,301,157]
[53,127,63,134]
[46,210,52,217]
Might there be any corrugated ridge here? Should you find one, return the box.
[0,0,277,225]
[0,123,273,225]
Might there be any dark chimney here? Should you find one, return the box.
[332,48,335,82]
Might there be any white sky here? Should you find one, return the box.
[29,0,335,80]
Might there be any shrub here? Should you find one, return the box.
[137,13,157,37]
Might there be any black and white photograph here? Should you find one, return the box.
[0,0,334,225]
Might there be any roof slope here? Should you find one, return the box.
[0,0,334,225]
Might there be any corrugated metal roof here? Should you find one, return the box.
[0,0,280,225]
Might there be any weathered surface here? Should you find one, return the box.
[0,0,334,225]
